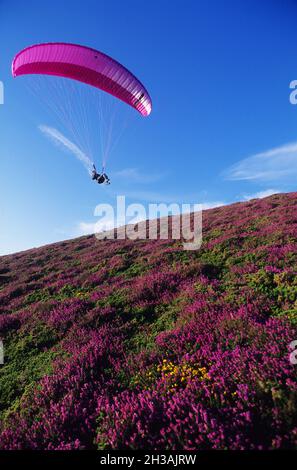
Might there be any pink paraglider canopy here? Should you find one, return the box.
[12,42,152,116]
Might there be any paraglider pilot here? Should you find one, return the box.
[91,165,110,185]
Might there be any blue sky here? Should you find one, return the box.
[1,0,297,255]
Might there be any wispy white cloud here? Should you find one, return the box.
[76,220,115,236]
[76,199,226,238]
[76,212,147,236]
[113,167,163,184]
[39,125,93,174]
[241,188,280,201]
[77,222,97,236]
[223,141,297,182]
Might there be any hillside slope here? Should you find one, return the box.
[0,192,297,450]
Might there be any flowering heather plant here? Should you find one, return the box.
[0,193,297,449]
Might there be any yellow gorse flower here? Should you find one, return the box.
[132,358,210,392]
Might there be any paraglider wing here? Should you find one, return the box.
[12,42,152,116]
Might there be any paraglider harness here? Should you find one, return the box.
[91,165,110,185]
